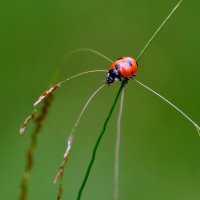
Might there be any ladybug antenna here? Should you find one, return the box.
[54,84,105,184]
[134,78,200,135]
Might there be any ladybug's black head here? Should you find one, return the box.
[106,76,114,84]
[106,69,122,84]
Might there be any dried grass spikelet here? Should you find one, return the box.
[19,83,60,135]
[54,136,72,184]
[19,110,37,135]
[34,83,60,107]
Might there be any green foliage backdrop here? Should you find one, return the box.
[0,0,200,199]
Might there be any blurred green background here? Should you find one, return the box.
[0,0,200,199]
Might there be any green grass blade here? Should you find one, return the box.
[77,80,127,200]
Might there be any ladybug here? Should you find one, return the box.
[106,57,138,84]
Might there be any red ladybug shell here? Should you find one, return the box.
[109,57,138,78]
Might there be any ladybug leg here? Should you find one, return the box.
[118,75,122,82]
[122,78,129,87]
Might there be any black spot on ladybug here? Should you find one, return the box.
[115,64,121,69]
[117,57,122,60]
[126,60,132,67]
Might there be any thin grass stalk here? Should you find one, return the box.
[136,0,183,62]
[62,48,113,63]
[134,78,200,134]
[114,88,125,200]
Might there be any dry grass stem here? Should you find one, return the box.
[19,94,53,200]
